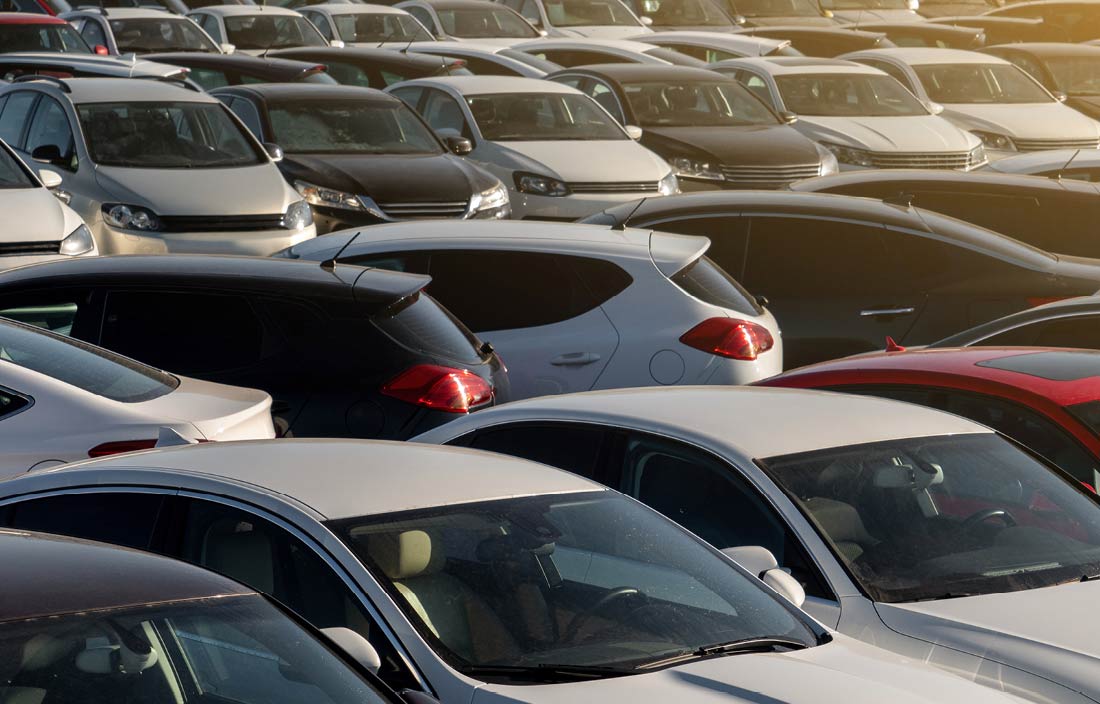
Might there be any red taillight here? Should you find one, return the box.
[88,439,158,458]
[381,364,493,413]
[1027,296,1069,308]
[680,318,775,361]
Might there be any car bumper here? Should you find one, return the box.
[94,222,316,256]
[511,191,663,221]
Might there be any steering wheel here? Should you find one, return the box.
[961,508,1018,531]
[562,587,645,644]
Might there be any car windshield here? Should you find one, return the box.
[776,73,928,116]
[333,12,433,42]
[109,18,219,53]
[1043,56,1100,95]
[623,80,778,126]
[332,491,816,674]
[728,0,823,16]
[439,7,539,37]
[638,0,734,26]
[468,92,627,140]
[268,99,443,154]
[761,433,1100,603]
[78,101,263,169]
[544,0,642,27]
[0,592,392,704]
[0,317,178,402]
[224,15,328,50]
[0,145,35,189]
[0,23,92,53]
[915,63,1052,103]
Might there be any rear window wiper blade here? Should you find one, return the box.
[462,663,634,682]
[637,637,810,670]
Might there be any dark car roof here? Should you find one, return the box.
[985,41,1100,57]
[791,168,1100,197]
[761,56,857,67]
[854,22,984,38]
[145,52,329,78]
[0,530,253,623]
[270,46,452,71]
[555,63,732,82]
[211,81,395,104]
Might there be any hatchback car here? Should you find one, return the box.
[187,5,330,55]
[714,57,986,171]
[388,76,676,220]
[985,0,1100,42]
[0,255,507,438]
[492,0,652,38]
[738,26,896,57]
[416,385,1100,704]
[146,51,339,89]
[582,191,1100,368]
[273,45,471,88]
[549,64,836,189]
[279,220,781,397]
[0,12,93,53]
[0,77,314,255]
[0,439,1042,704]
[397,0,542,43]
[213,84,508,232]
[62,7,225,55]
[982,42,1100,121]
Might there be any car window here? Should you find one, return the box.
[198,13,223,41]
[404,5,435,30]
[227,96,265,139]
[332,12,432,42]
[467,91,625,140]
[465,423,609,482]
[1003,52,1047,84]
[0,387,29,421]
[589,80,624,122]
[79,18,108,48]
[188,66,232,90]
[223,15,327,50]
[109,17,218,53]
[419,88,471,138]
[448,55,517,76]
[775,73,928,117]
[914,62,1052,104]
[4,492,166,550]
[388,85,424,108]
[0,92,38,148]
[0,142,34,189]
[24,96,74,170]
[979,314,1100,350]
[670,255,762,316]
[323,59,374,87]
[739,71,775,107]
[307,11,335,39]
[857,58,916,93]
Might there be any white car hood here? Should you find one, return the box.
[472,633,1022,704]
[799,115,977,151]
[943,102,1100,140]
[0,187,82,243]
[552,25,650,38]
[94,162,293,216]
[877,579,1100,700]
[491,140,669,182]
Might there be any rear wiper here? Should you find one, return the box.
[462,663,633,682]
[637,637,809,670]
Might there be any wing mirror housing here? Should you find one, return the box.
[94,44,110,55]
[624,124,643,140]
[37,169,63,190]
[778,110,798,124]
[220,42,236,54]
[263,143,285,163]
[721,545,805,608]
[1053,90,1068,103]
[444,134,473,155]
[925,101,945,114]
[640,14,654,24]
[733,13,747,23]
[321,627,381,674]
[330,38,346,47]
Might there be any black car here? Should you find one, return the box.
[146,51,340,90]
[985,0,1100,41]
[0,255,508,438]
[791,169,1100,258]
[932,296,1100,347]
[549,64,831,189]
[211,84,506,231]
[735,26,896,57]
[929,15,1070,42]
[582,192,1100,368]
[982,43,1100,120]
[270,46,469,88]
[848,21,986,48]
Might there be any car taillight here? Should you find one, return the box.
[680,318,775,361]
[88,439,158,458]
[381,364,493,413]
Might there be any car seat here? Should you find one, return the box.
[804,496,878,562]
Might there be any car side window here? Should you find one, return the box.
[0,288,98,338]
[405,5,435,32]
[858,59,916,94]
[644,215,749,280]
[0,92,38,148]
[738,71,774,108]
[197,13,223,41]
[0,387,30,421]
[978,315,1100,350]
[227,97,265,139]
[188,66,232,90]
[80,19,108,48]
[463,423,612,483]
[589,80,624,123]
[1002,52,1046,84]
[306,11,335,40]
[419,89,471,138]
[388,85,424,109]
[24,96,75,171]
[4,492,167,551]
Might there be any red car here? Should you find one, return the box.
[757,346,1100,488]
[0,13,92,51]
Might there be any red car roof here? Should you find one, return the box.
[0,12,68,23]
[760,347,1100,408]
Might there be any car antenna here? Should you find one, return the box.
[376,27,398,48]
[882,192,914,208]
[321,230,363,271]
[1054,149,1081,180]
[611,197,648,231]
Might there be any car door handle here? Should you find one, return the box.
[550,352,601,366]
[860,307,916,317]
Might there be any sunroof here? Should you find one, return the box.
[975,350,1100,381]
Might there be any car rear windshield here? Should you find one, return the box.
[0,317,178,403]
[373,291,485,365]
[0,23,91,53]
[224,15,327,50]
[109,18,219,53]
[671,256,762,316]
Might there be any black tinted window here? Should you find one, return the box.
[645,215,748,279]
[0,388,29,420]
[467,423,607,481]
[373,291,483,365]
[671,256,761,316]
[0,92,37,147]
[6,492,165,550]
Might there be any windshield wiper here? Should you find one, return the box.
[462,663,633,682]
[913,591,977,602]
[637,637,809,670]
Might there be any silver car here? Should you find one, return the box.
[0,76,315,255]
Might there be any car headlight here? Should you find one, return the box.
[283,200,313,231]
[658,171,680,195]
[968,144,988,168]
[815,143,840,175]
[469,182,511,220]
[514,172,569,197]
[670,157,724,181]
[971,131,1016,151]
[819,142,875,168]
[59,224,94,256]
[102,204,161,231]
[294,180,363,211]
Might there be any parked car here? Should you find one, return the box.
[0,52,190,82]
[0,12,93,53]
[0,255,507,438]
[403,40,563,76]
[982,43,1100,122]
[187,6,331,54]
[0,438,1048,704]
[621,0,742,32]
[416,384,1100,704]
[0,530,425,704]
[929,14,1069,43]
[933,296,1100,352]
[299,3,435,45]
[840,47,1100,159]
[62,8,225,55]
[213,83,508,231]
[632,29,800,61]
[985,0,1100,42]
[388,76,677,219]
[0,77,314,255]
[791,169,1100,257]
[0,0,72,15]
[821,0,923,24]
[271,45,470,87]
[0,316,273,475]
[984,146,1100,179]
[715,0,840,26]
[0,137,94,270]
[146,51,339,89]
[582,191,1100,368]
[712,57,986,171]
[396,0,542,42]
[510,37,686,66]
[279,220,781,397]
[737,26,896,57]
[491,0,653,37]
[849,20,986,48]
[548,64,836,188]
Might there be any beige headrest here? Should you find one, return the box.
[369,530,444,580]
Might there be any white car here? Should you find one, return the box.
[0,438,1041,704]
[61,7,228,55]
[417,385,1100,704]
[491,0,653,37]
[298,3,436,46]
[387,76,676,219]
[0,316,273,476]
[712,57,986,170]
[186,5,332,55]
[396,0,543,45]
[404,40,564,76]
[509,37,683,65]
[278,220,782,398]
[630,30,797,62]
[0,138,95,270]
[840,47,1100,159]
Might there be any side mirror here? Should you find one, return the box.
[38,169,63,190]
[733,13,746,23]
[640,14,653,24]
[624,124,643,140]
[220,42,236,54]
[321,628,381,674]
[906,0,919,8]
[925,101,944,114]
[721,545,806,608]
[94,44,110,55]
[263,142,285,163]
[1053,90,1068,103]
[330,38,345,47]
[445,134,473,155]
[31,144,63,165]
[538,28,548,36]
[778,110,798,124]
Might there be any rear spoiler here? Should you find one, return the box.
[649,231,710,278]
[351,266,433,308]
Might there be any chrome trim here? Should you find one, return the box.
[860,306,916,317]
[358,195,472,221]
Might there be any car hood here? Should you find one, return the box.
[943,102,1100,140]
[488,140,670,182]
[876,579,1100,699]
[133,374,274,441]
[281,153,491,204]
[799,115,977,151]
[0,187,82,243]
[471,633,1023,704]
[643,124,821,164]
[552,25,651,38]
[743,15,840,25]
[94,163,294,216]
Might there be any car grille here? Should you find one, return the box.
[569,181,659,194]
[158,214,287,233]
[376,201,470,219]
[720,163,822,186]
[0,241,61,256]
[1013,138,1100,152]
[869,151,974,169]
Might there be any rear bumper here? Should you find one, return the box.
[94,222,316,255]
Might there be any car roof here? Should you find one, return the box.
[394,74,578,94]
[987,41,1100,57]
[72,7,178,18]
[766,347,1100,407]
[0,12,68,24]
[556,63,730,82]
[213,82,394,103]
[32,439,606,520]
[844,46,1010,64]
[310,2,411,14]
[145,52,326,74]
[0,53,187,79]
[932,295,1100,346]
[0,530,253,624]
[420,0,504,7]
[6,76,220,104]
[271,46,451,69]
[791,168,1100,196]
[721,56,879,75]
[514,37,653,52]
[632,30,789,53]
[195,5,304,16]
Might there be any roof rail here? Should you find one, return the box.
[11,74,71,92]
